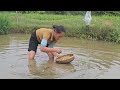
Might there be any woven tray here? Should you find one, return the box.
[55,54,75,64]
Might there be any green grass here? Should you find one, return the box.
[0,12,120,43]
[0,14,9,34]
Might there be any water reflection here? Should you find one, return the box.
[0,35,10,52]
[28,59,75,79]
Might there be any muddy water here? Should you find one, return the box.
[0,34,120,79]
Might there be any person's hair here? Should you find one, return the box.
[53,25,66,33]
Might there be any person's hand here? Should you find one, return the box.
[54,48,62,54]
[54,53,61,61]
[56,54,61,58]
[52,52,60,57]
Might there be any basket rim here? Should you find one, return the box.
[56,54,74,60]
[56,56,75,64]
[55,54,74,62]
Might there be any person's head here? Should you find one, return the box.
[53,25,66,41]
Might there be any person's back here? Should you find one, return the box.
[36,28,54,43]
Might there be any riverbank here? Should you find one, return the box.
[0,12,120,43]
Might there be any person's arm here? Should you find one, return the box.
[40,39,61,53]
[40,46,58,52]
[47,41,62,56]
[52,52,61,57]
[40,31,62,53]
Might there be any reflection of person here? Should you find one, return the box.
[28,60,57,78]
[28,60,75,78]
[28,25,66,60]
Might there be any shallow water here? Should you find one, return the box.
[0,34,120,79]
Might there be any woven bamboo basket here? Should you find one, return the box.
[55,54,75,64]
